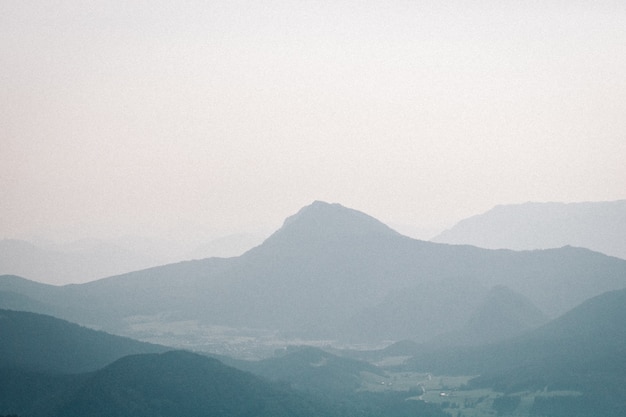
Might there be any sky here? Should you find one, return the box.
[2,0,626,244]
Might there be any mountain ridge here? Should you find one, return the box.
[433,200,626,259]
[2,201,626,348]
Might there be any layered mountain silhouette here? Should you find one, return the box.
[469,288,626,417]
[433,200,626,259]
[405,287,626,377]
[2,201,626,346]
[0,233,265,285]
[0,310,449,417]
[51,351,332,417]
[428,285,548,346]
[0,238,160,285]
[0,350,334,417]
[0,309,167,373]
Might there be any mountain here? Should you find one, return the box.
[1,349,450,417]
[404,287,626,378]
[0,350,332,417]
[51,351,331,417]
[0,238,160,285]
[386,288,626,415]
[2,201,626,348]
[0,233,266,285]
[428,285,548,346]
[0,309,168,373]
[433,200,626,259]
[469,288,626,417]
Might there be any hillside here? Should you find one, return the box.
[234,345,386,395]
[404,287,626,378]
[51,351,330,417]
[428,285,548,346]
[470,288,626,417]
[1,349,449,417]
[0,309,168,373]
[2,201,626,348]
[433,200,626,259]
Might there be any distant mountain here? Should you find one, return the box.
[0,238,160,285]
[429,285,548,346]
[433,200,626,259]
[2,201,626,347]
[0,233,266,285]
[0,309,168,373]
[405,287,626,379]
[187,232,268,259]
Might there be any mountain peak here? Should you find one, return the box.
[267,201,399,244]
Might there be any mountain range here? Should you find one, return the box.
[433,200,626,259]
[1,201,626,348]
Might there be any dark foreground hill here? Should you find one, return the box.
[0,351,327,417]
[1,348,449,417]
[52,351,330,417]
[2,201,626,346]
[433,200,626,259]
[0,310,448,417]
[0,309,168,373]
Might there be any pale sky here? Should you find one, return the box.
[2,0,625,243]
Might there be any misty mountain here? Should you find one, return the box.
[2,201,626,346]
[433,200,626,259]
[405,287,626,378]
[187,232,267,259]
[428,285,548,346]
[0,238,161,285]
[0,233,266,285]
[467,288,626,417]
[0,309,168,373]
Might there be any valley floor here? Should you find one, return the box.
[360,372,583,417]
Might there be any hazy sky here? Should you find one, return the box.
[2,0,625,243]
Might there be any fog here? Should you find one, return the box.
[2,0,625,245]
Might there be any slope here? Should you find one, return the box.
[0,309,168,373]
[51,351,330,417]
[405,287,626,379]
[0,238,161,285]
[428,285,548,346]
